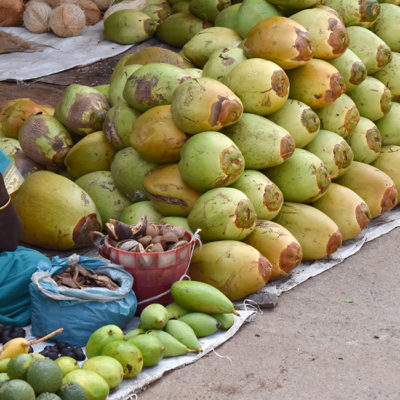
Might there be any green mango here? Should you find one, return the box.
[82,356,124,390]
[213,313,234,330]
[178,312,219,337]
[165,302,190,319]
[139,303,169,330]
[127,334,164,367]
[164,319,202,352]
[147,330,194,357]
[85,324,124,359]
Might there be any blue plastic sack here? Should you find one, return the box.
[0,246,50,326]
[29,254,137,347]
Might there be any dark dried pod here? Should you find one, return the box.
[106,219,133,241]
[117,239,141,251]
[131,215,147,239]
[146,222,160,237]
[146,242,164,253]
[162,231,179,243]
[151,235,163,245]
[138,235,153,247]
[168,240,189,250]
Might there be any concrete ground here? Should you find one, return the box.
[1,51,399,400]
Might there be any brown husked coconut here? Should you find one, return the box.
[103,0,147,21]
[51,0,101,25]
[0,0,25,27]
[23,2,51,33]
[49,3,86,37]
[91,0,113,11]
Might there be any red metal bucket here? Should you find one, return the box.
[98,229,197,313]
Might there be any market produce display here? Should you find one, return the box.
[1,0,400,396]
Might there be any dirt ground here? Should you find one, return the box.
[1,51,400,400]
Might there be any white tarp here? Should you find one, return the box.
[0,21,132,81]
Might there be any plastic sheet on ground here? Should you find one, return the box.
[262,205,400,297]
[24,310,255,399]
[0,21,132,81]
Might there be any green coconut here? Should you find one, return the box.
[202,47,247,82]
[230,169,283,220]
[156,12,211,48]
[109,64,142,106]
[222,112,295,169]
[303,129,354,179]
[94,84,110,101]
[143,163,202,216]
[235,0,282,38]
[0,137,22,159]
[142,3,172,23]
[11,170,102,250]
[328,48,368,93]
[184,68,202,78]
[110,147,157,202]
[64,131,117,179]
[267,99,320,148]
[371,4,400,52]
[214,3,241,29]
[120,201,163,225]
[18,114,73,169]
[346,26,392,74]
[178,131,245,192]
[264,148,331,203]
[373,52,400,102]
[267,0,319,9]
[347,76,392,121]
[103,102,141,150]
[316,94,360,138]
[182,27,242,68]
[189,0,231,22]
[159,216,191,232]
[345,116,382,163]
[75,171,131,225]
[187,187,257,242]
[172,1,190,13]
[171,77,243,134]
[104,9,158,44]
[320,0,380,26]
[223,58,289,116]
[375,102,400,146]
[54,84,109,136]
[123,63,190,112]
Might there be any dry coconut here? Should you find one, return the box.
[91,0,113,11]
[51,0,101,25]
[103,0,147,21]
[0,0,25,27]
[49,3,86,37]
[23,2,52,33]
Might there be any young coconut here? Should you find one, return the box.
[372,145,400,202]
[189,0,231,22]
[123,63,191,112]
[187,187,257,242]
[49,3,86,37]
[143,164,202,217]
[375,102,400,146]
[104,9,157,45]
[110,147,157,203]
[23,1,51,33]
[346,26,392,74]
[303,129,354,179]
[234,0,282,39]
[178,131,245,192]
[222,113,295,169]
[263,148,331,203]
[75,171,131,225]
[345,116,382,163]
[243,16,314,70]
[289,6,349,60]
[11,170,102,250]
[119,201,163,225]
[103,0,147,21]
[243,220,303,280]
[286,59,346,109]
[18,114,73,169]
[172,1,190,13]
[273,202,342,260]
[328,48,367,92]
[156,12,212,48]
[312,183,371,241]
[316,93,360,138]
[109,64,142,106]
[189,240,272,301]
[267,99,320,148]
[373,52,400,102]
[171,77,243,134]
[265,0,320,10]
[230,169,284,220]
[223,58,290,116]
[335,161,398,218]
[214,3,241,29]
[347,76,392,121]
[182,27,242,68]
[320,0,380,27]
[202,47,247,82]
[371,4,400,53]
[130,105,188,164]
[142,3,172,24]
